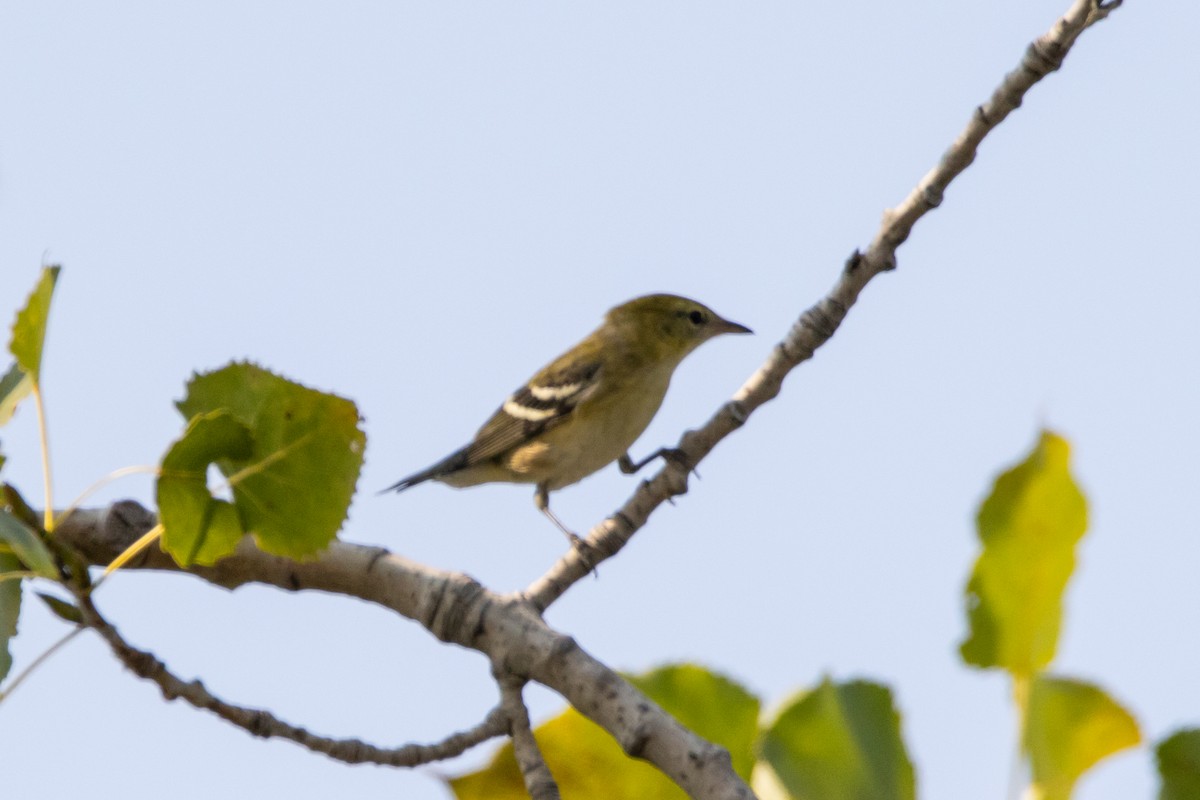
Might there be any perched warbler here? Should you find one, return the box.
[386,293,751,541]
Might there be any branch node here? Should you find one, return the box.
[612,510,636,533]
[549,633,579,661]
[725,400,748,427]
[843,248,865,275]
[921,183,944,209]
[423,572,487,644]
[1025,39,1063,78]
[663,465,689,497]
[623,722,653,759]
[798,308,833,339]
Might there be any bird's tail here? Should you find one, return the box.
[381,446,470,494]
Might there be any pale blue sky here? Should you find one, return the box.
[2,2,1197,799]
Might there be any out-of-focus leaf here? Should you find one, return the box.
[10,266,61,383]
[2,483,40,531]
[36,592,82,625]
[1157,728,1200,800]
[173,362,364,559]
[0,510,56,578]
[751,760,795,800]
[450,705,681,800]
[450,664,760,800]
[1025,675,1140,800]
[157,410,252,566]
[759,677,916,800]
[0,363,31,426]
[960,431,1087,676]
[0,552,22,683]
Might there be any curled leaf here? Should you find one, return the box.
[158,410,253,566]
[170,363,365,560]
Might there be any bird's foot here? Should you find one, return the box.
[621,447,699,478]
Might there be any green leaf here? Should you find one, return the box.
[36,592,82,625]
[450,664,760,800]
[451,705,680,800]
[0,362,32,426]
[1157,728,1200,800]
[0,510,56,578]
[2,483,41,531]
[172,362,364,560]
[157,410,253,566]
[760,678,916,800]
[0,552,21,683]
[1025,675,1140,800]
[9,265,61,383]
[960,430,1088,675]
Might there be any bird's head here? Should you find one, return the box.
[606,293,752,363]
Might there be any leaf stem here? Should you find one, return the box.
[1009,675,1032,800]
[53,465,159,530]
[32,385,53,533]
[0,570,38,585]
[93,523,165,590]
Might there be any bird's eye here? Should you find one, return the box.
[688,310,705,325]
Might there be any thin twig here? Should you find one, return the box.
[70,585,506,766]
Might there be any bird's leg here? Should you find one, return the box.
[534,485,597,574]
[618,447,693,475]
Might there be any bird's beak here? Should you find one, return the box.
[713,316,753,336]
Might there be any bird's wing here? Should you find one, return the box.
[462,358,604,466]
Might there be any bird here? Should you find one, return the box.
[385,293,751,542]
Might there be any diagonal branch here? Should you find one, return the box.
[523,0,1123,612]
